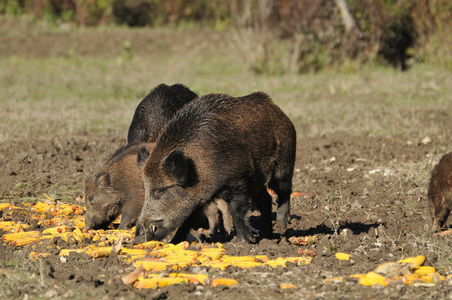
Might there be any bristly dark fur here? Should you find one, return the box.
[127,83,198,144]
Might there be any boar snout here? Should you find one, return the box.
[134,218,165,243]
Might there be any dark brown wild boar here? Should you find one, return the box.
[428,152,452,233]
[135,92,296,243]
[127,83,198,144]
[84,143,155,230]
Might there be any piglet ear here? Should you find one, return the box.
[95,172,110,187]
[163,149,197,187]
[137,147,150,168]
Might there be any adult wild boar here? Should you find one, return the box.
[84,143,155,230]
[127,83,198,144]
[135,92,296,243]
[428,152,452,233]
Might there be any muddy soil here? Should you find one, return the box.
[1,23,452,300]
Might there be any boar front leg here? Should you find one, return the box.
[228,194,252,243]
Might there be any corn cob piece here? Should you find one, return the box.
[200,260,230,270]
[119,248,148,256]
[29,252,51,261]
[229,260,265,269]
[58,205,75,216]
[32,201,53,214]
[85,246,112,258]
[200,248,226,260]
[13,236,41,246]
[134,240,165,250]
[169,273,209,285]
[210,278,239,287]
[324,276,344,283]
[134,277,188,289]
[0,221,15,231]
[398,255,425,267]
[359,272,388,286]
[2,231,41,242]
[0,203,11,211]
[280,283,297,289]
[335,253,352,261]
[135,259,171,272]
[266,257,289,268]
[413,266,436,275]
[288,235,319,245]
[42,225,70,235]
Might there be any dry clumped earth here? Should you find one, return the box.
[1,21,452,300]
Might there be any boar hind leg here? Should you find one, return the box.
[269,178,292,230]
[431,194,451,233]
[229,195,251,243]
[253,186,273,239]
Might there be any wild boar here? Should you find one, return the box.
[428,152,452,233]
[127,83,198,144]
[135,92,296,243]
[84,143,155,230]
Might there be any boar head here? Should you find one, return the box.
[84,171,122,229]
[135,148,200,242]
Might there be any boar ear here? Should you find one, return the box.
[137,147,150,168]
[95,172,110,187]
[163,149,197,187]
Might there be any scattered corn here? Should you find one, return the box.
[335,253,352,261]
[398,255,425,267]
[210,278,239,287]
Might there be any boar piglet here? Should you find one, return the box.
[84,143,155,230]
[428,151,452,233]
[127,83,198,144]
[135,92,296,244]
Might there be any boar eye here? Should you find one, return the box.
[152,188,166,199]
[88,195,94,203]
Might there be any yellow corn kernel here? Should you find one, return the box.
[335,253,352,261]
[210,278,239,287]
[398,255,425,267]
[280,283,297,289]
[0,203,11,211]
[169,273,209,285]
[413,266,436,275]
[134,277,188,289]
[286,256,312,266]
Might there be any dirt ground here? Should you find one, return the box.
[1,18,452,300]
